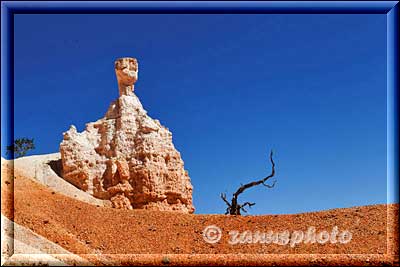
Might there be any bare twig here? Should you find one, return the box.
[220,150,276,215]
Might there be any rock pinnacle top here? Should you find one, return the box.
[115,57,138,96]
[60,57,194,213]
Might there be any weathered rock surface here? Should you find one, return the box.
[59,57,194,213]
[8,154,110,207]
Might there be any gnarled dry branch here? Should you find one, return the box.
[220,150,276,215]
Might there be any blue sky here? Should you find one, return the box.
[9,14,388,214]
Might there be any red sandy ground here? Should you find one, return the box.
[1,161,399,266]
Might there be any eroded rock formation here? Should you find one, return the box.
[60,57,194,213]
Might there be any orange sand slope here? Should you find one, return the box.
[1,159,398,266]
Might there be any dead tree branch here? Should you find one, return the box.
[220,150,276,215]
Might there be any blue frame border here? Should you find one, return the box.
[387,3,399,205]
[1,0,398,210]
[0,1,398,14]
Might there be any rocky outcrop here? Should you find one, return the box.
[11,153,110,207]
[59,57,194,213]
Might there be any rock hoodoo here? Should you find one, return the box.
[60,57,194,213]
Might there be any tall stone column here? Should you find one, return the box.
[60,57,194,213]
